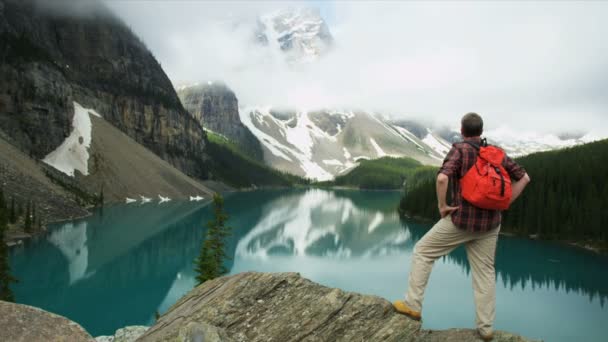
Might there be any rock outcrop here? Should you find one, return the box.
[95,326,149,342]
[0,300,94,341]
[140,272,539,342]
[0,0,208,179]
[178,83,263,161]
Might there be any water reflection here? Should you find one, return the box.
[10,189,608,341]
[235,189,411,258]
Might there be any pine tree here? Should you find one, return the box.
[0,188,5,212]
[24,201,32,234]
[99,185,104,207]
[0,192,17,302]
[194,231,217,284]
[195,193,232,285]
[31,203,36,231]
[9,197,16,224]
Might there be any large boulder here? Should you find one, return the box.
[95,325,149,342]
[139,272,539,342]
[0,300,94,341]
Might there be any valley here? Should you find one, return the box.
[1,1,607,341]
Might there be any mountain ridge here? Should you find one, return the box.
[0,0,208,179]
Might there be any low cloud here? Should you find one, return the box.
[106,1,608,136]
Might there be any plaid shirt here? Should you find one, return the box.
[438,137,527,232]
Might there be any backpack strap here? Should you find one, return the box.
[460,137,487,150]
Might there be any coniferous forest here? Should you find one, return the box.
[399,139,608,247]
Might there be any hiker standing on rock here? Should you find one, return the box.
[394,113,531,341]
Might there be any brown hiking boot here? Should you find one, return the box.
[478,330,494,341]
[392,300,421,321]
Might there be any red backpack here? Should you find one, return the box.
[460,141,512,210]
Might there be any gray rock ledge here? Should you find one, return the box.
[0,300,94,341]
[139,272,540,342]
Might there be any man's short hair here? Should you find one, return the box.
[461,112,483,137]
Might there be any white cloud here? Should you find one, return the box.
[105,1,608,136]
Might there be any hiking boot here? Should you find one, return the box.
[478,330,494,341]
[392,300,421,321]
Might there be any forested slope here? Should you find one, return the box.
[399,139,608,246]
[319,157,434,190]
[205,132,308,188]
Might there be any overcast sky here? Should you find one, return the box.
[104,1,608,136]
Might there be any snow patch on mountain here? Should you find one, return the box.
[422,131,452,156]
[240,107,333,181]
[369,138,386,157]
[43,102,101,177]
[483,126,593,157]
[240,106,294,162]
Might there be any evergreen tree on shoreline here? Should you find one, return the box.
[24,200,32,233]
[9,197,16,224]
[0,189,17,302]
[195,193,232,285]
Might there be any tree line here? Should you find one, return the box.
[399,139,608,246]
[0,188,18,301]
[320,156,434,190]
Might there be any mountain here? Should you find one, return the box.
[424,124,597,158]
[204,130,307,188]
[0,0,207,179]
[177,82,263,161]
[478,127,599,157]
[255,7,333,64]
[1,100,215,210]
[239,107,445,181]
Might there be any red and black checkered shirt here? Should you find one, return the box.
[438,137,527,232]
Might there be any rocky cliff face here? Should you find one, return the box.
[178,83,263,161]
[0,0,208,178]
[139,272,539,342]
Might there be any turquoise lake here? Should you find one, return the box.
[9,189,608,341]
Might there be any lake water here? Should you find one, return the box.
[9,189,608,341]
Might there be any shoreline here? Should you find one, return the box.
[5,190,228,249]
[400,212,607,255]
[6,210,94,249]
[312,185,403,192]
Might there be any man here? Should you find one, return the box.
[393,113,530,341]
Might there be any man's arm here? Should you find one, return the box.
[510,172,530,204]
[503,155,530,204]
[437,146,461,218]
[437,173,458,217]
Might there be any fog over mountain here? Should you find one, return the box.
[105,1,608,137]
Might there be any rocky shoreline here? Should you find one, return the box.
[0,272,540,342]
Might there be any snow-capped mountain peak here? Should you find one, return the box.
[256,7,333,64]
[431,124,602,157]
[239,107,446,181]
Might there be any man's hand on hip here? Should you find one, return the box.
[439,205,458,218]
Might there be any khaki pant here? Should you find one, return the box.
[404,215,500,336]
